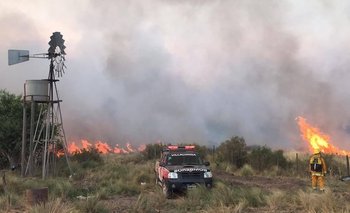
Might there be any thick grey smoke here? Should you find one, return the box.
[2,0,350,149]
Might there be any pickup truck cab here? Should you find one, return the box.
[155,145,213,198]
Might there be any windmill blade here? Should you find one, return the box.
[8,49,30,65]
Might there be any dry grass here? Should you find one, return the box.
[201,200,247,213]
[29,198,76,213]
[266,189,285,210]
[297,189,350,213]
[2,153,350,212]
[239,164,254,177]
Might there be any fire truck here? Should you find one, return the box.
[155,145,213,198]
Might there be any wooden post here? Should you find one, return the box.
[1,171,7,205]
[346,155,349,176]
[212,145,215,162]
[296,153,299,175]
[1,171,6,194]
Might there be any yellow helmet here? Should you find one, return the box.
[313,148,320,154]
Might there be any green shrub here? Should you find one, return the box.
[248,146,288,172]
[211,182,243,206]
[142,144,163,160]
[242,187,265,207]
[67,186,94,200]
[240,164,254,177]
[70,148,103,168]
[216,136,248,168]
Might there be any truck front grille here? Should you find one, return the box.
[180,172,202,179]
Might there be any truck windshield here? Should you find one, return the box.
[167,154,203,165]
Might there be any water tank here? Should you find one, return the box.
[25,80,49,102]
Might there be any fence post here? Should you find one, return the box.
[346,155,349,176]
[296,153,299,176]
[212,145,215,162]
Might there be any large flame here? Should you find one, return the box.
[60,139,146,156]
[296,116,350,155]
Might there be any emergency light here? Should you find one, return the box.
[165,145,196,151]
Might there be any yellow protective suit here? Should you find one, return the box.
[309,152,327,191]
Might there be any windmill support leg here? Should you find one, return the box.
[29,100,35,176]
[21,102,27,177]
[42,104,50,180]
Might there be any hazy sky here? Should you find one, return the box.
[1,0,350,150]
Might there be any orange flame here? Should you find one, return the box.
[60,139,146,156]
[113,144,122,154]
[81,139,93,150]
[95,141,112,154]
[296,116,350,155]
[138,144,146,152]
[56,150,65,157]
[126,143,134,152]
[68,142,82,154]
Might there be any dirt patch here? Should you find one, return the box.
[214,170,308,191]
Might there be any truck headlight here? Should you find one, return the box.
[168,172,178,179]
[204,171,212,178]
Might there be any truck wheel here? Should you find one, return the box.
[162,183,172,199]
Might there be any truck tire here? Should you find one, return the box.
[162,183,172,199]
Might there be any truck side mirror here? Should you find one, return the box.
[204,161,210,166]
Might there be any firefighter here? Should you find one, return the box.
[309,148,327,191]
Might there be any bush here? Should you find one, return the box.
[70,148,103,168]
[240,164,254,177]
[248,146,288,172]
[216,136,248,168]
[142,144,162,160]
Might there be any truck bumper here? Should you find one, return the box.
[165,178,213,191]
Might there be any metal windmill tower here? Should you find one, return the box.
[8,32,72,179]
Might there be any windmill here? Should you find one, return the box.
[8,32,72,179]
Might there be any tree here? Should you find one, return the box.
[248,146,288,172]
[0,90,23,169]
[216,136,247,168]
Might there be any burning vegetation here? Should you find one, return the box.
[57,139,146,157]
[297,116,350,155]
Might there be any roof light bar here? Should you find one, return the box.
[166,145,196,151]
[184,145,195,150]
[167,145,178,150]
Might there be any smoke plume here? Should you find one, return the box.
[1,0,350,149]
